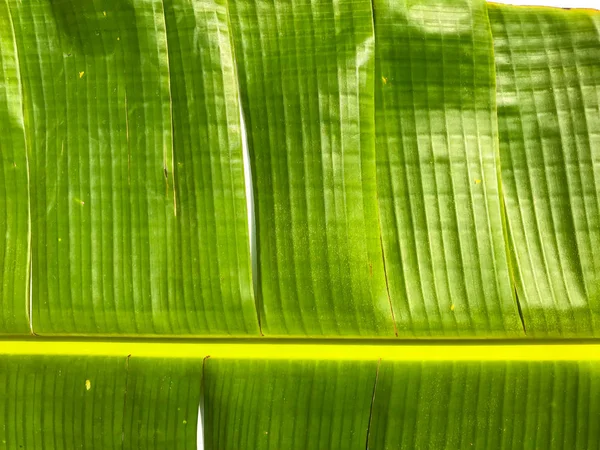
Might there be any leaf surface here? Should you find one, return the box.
[163,0,258,335]
[0,355,204,449]
[0,0,29,334]
[369,360,600,449]
[0,355,127,449]
[203,358,378,449]
[375,0,523,336]
[490,4,600,336]
[8,0,256,336]
[122,357,203,450]
[229,0,394,336]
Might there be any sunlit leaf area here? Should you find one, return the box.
[0,0,599,447]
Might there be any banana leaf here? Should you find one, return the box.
[7,0,257,336]
[4,0,597,337]
[3,345,600,449]
[375,0,523,337]
[203,359,378,449]
[0,355,128,449]
[123,357,203,449]
[162,0,258,336]
[0,354,203,449]
[228,0,393,336]
[370,360,600,449]
[490,4,600,337]
[0,0,600,448]
[0,0,29,334]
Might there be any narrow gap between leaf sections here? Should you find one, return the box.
[222,0,262,334]
[120,354,131,447]
[365,358,381,449]
[197,356,210,450]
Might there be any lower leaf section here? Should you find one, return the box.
[1,345,600,449]
[123,358,203,450]
[0,355,203,450]
[203,359,378,450]
[0,356,127,449]
[370,361,600,449]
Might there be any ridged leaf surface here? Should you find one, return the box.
[0,0,29,334]
[375,0,523,336]
[370,360,600,449]
[123,357,203,450]
[203,359,378,449]
[0,355,203,449]
[163,0,258,335]
[229,0,394,336]
[0,356,127,449]
[8,0,256,336]
[490,5,600,336]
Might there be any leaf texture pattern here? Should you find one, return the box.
[203,359,378,449]
[228,0,393,336]
[370,360,600,449]
[7,0,256,336]
[0,356,128,449]
[490,5,600,337]
[122,357,203,450]
[375,0,523,336]
[0,355,204,449]
[0,0,599,337]
[0,0,29,334]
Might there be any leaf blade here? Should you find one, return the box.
[0,0,29,334]
[122,357,203,450]
[369,360,600,449]
[229,0,394,337]
[163,0,259,334]
[0,355,128,449]
[8,0,257,336]
[490,4,600,336]
[375,0,523,336]
[204,358,378,449]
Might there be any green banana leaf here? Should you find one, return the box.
[490,4,600,337]
[203,359,378,449]
[1,0,600,448]
[123,357,202,449]
[2,0,598,337]
[6,0,257,336]
[11,0,172,335]
[375,0,523,337]
[0,355,128,448]
[0,354,204,449]
[162,0,258,336]
[3,348,600,449]
[369,360,600,449]
[0,0,29,334]
[228,0,393,336]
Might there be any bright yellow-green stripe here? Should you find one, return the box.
[2,341,600,360]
